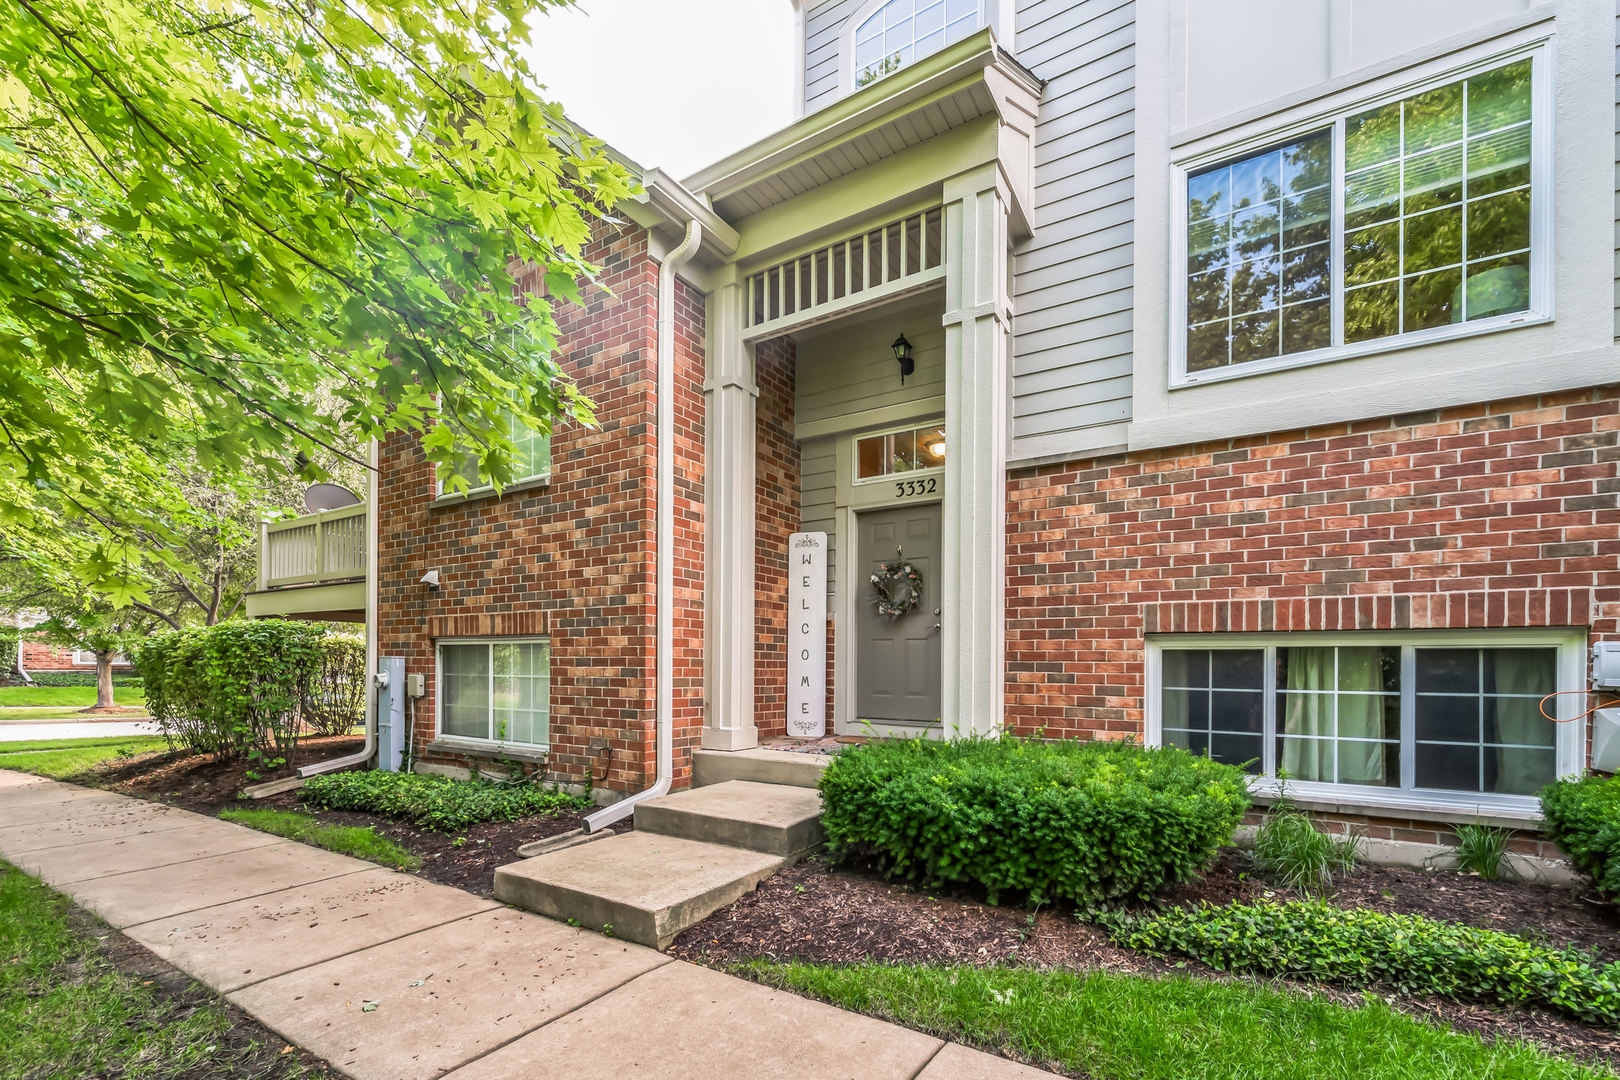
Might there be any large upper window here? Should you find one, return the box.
[439,639,550,747]
[1154,634,1575,806]
[854,0,979,88]
[1179,54,1541,382]
[439,407,551,495]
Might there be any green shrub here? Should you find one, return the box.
[303,634,365,737]
[0,629,18,676]
[818,736,1251,907]
[1541,773,1620,899]
[134,620,327,760]
[1101,900,1620,1026]
[1252,799,1360,892]
[301,770,589,831]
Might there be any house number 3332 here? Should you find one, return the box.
[895,477,938,498]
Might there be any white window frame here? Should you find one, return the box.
[431,403,553,502]
[842,0,986,92]
[1145,629,1585,819]
[851,419,947,486]
[1168,42,1554,390]
[434,636,552,751]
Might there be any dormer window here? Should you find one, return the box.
[853,0,979,88]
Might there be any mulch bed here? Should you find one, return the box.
[88,738,588,897]
[670,854,1620,1068]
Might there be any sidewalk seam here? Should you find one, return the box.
[907,1040,948,1080]
[95,865,379,930]
[26,835,292,886]
[435,957,677,1077]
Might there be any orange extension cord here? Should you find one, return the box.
[1538,689,1620,725]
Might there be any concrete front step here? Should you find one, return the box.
[493,832,785,950]
[634,780,824,857]
[692,747,830,789]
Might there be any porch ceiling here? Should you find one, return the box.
[684,31,1042,225]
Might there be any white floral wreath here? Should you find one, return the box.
[869,549,924,618]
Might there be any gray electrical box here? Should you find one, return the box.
[407,672,426,698]
[1595,642,1620,690]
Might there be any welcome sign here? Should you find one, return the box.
[786,531,828,737]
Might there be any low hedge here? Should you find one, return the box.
[1100,900,1620,1026]
[301,770,589,832]
[1541,773,1620,900]
[818,737,1251,907]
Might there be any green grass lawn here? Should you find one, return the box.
[0,706,152,721]
[0,733,168,755]
[0,684,147,709]
[0,861,329,1079]
[0,736,173,779]
[745,962,1614,1080]
[219,808,421,870]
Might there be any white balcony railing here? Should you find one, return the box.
[258,504,367,589]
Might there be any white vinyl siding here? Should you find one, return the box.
[1010,0,1137,451]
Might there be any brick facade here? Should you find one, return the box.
[375,225,706,796]
[18,639,107,671]
[753,337,800,739]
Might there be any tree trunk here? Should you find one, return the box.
[95,653,116,710]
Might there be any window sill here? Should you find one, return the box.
[1171,310,1550,391]
[1247,778,1542,829]
[431,474,552,509]
[427,736,551,763]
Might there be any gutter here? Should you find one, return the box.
[298,437,380,778]
[583,216,703,832]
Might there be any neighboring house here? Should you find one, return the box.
[253,0,1619,846]
[7,612,132,677]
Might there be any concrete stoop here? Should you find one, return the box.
[692,747,830,789]
[494,778,825,950]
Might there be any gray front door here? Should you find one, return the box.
[855,503,943,724]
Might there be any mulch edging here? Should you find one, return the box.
[670,856,1620,1069]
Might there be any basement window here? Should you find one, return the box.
[1148,631,1582,814]
[437,638,550,748]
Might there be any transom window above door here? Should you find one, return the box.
[856,424,946,480]
[853,0,979,88]
[1152,633,1578,811]
[1178,52,1543,383]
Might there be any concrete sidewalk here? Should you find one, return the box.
[0,771,1056,1080]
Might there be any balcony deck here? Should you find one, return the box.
[244,504,366,622]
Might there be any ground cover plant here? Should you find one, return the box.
[219,808,420,870]
[1100,900,1620,1026]
[301,770,589,832]
[819,736,1250,906]
[0,684,147,708]
[746,961,1612,1080]
[1542,774,1620,900]
[0,862,330,1079]
[0,736,172,780]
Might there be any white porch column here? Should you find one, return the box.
[940,164,1011,740]
[703,272,760,750]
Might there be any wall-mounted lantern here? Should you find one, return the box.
[891,333,915,385]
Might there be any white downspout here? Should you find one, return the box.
[584,218,702,832]
[299,437,380,777]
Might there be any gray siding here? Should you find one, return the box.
[806,0,862,115]
[800,437,839,604]
[1010,0,1135,450]
[793,303,947,602]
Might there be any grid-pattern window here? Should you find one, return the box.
[1155,636,1565,803]
[1187,132,1332,372]
[854,0,978,88]
[1160,649,1265,773]
[1344,59,1533,340]
[1179,54,1538,380]
[440,640,550,747]
[443,408,551,492]
[856,424,946,480]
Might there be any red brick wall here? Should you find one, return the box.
[377,224,706,795]
[753,336,800,739]
[19,640,86,671]
[1006,386,1620,746]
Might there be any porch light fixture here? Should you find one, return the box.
[891,333,915,384]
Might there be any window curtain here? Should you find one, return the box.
[1491,650,1554,794]
[1281,647,1386,784]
